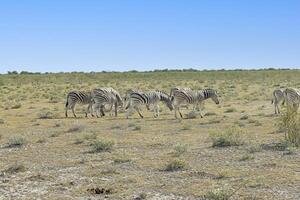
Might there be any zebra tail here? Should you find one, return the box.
[271,99,273,104]
[65,100,69,108]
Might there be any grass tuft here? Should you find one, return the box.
[91,140,114,153]
[7,136,27,147]
[210,126,245,148]
[164,159,186,171]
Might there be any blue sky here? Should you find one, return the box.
[0,0,299,73]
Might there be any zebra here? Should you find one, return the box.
[125,90,173,119]
[170,87,202,110]
[91,87,123,117]
[171,88,219,118]
[283,88,300,113]
[271,89,284,114]
[65,91,94,118]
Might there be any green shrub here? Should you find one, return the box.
[8,136,27,147]
[164,159,186,171]
[210,126,245,147]
[4,164,26,174]
[11,103,22,109]
[185,111,197,119]
[224,108,237,113]
[172,144,187,156]
[91,140,114,152]
[203,188,231,200]
[278,111,300,147]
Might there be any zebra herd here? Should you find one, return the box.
[65,87,220,119]
[65,87,300,119]
[271,88,300,114]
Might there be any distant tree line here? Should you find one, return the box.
[4,68,297,75]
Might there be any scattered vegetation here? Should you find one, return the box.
[203,188,232,200]
[210,126,245,147]
[37,111,58,119]
[67,124,85,133]
[278,111,300,147]
[3,163,26,174]
[7,136,27,147]
[172,144,187,157]
[224,108,237,113]
[164,159,186,171]
[91,140,114,153]
[185,111,197,119]
[11,103,22,109]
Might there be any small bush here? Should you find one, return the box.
[0,119,4,124]
[74,137,84,144]
[203,188,231,200]
[36,138,46,143]
[132,125,141,131]
[240,115,249,120]
[3,164,26,174]
[113,157,131,164]
[205,112,217,116]
[67,124,85,133]
[164,159,186,171]
[91,140,114,153]
[38,111,57,119]
[185,111,197,119]
[210,126,245,148]
[8,136,27,147]
[11,103,22,109]
[224,108,237,113]
[278,111,300,147]
[239,154,254,161]
[172,144,187,156]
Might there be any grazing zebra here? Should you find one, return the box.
[65,91,94,118]
[171,88,219,118]
[125,90,173,118]
[271,89,284,114]
[91,87,123,117]
[283,88,300,113]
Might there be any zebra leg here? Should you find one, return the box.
[71,105,77,118]
[176,106,183,118]
[157,105,160,118]
[135,106,144,118]
[126,104,133,119]
[65,105,68,118]
[85,104,91,117]
[114,102,118,117]
[100,105,105,117]
[153,104,159,118]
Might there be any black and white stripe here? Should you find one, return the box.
[171,88,219,118]
[125,90,173,118]
[283,88,300,113]
[271,89,284,114]
[92,87,123,117]
[65,91,94,118]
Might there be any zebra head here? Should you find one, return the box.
[204,89,220,104]
[157,90,174,111]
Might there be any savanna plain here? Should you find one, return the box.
[0,70,300,200]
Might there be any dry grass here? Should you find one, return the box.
[0,70,300,199]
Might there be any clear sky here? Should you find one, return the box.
[0,0,299,73]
